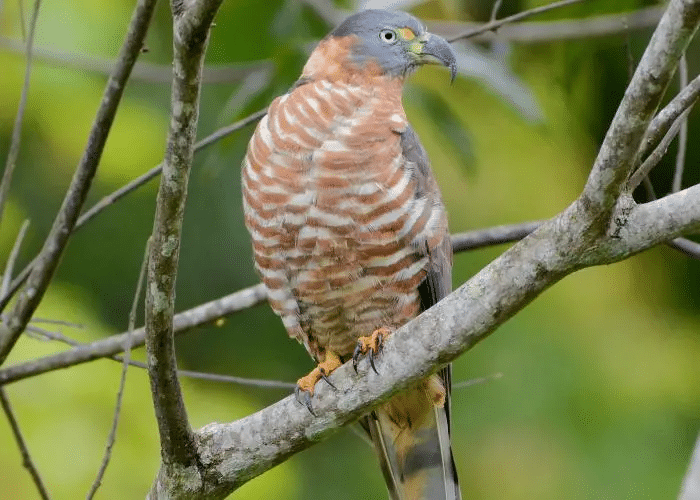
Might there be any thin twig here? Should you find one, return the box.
[667,238,700,260]
[24,321,295,389]
[17,0,27,41]
[0,0,159,365]
[451,220,543,252]
[672,54,688,193]
[0,283,268,385]
[0,37,273,84]
[25,324,76,343]
[452,372,503,390]
[448,0,586,42]
[86,240,149,499]
[0,108,266,314]
[488,0,505,52]
[638,74,700,167]
[624,20,635,83]
[642,176,657,200]
[172,369,295,389]
[0,0,42,229]
[628,107,692,191]
[0,388,51,500]
[490,0,504,23]
[28,317,84,329]
[75,107,266,230]
[429,6,663,43]
[1,220,30,297]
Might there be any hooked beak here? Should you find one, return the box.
[415,33,457,83]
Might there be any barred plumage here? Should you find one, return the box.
[241,9,460,500]
[243,75,445,357]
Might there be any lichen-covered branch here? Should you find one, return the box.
[581,0,700,217]
[144,0,225,494]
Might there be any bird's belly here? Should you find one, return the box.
[243,84,430,358]
[285,197,425,357]
[245,155,429,356]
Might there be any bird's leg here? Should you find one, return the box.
[352,326,392,374]
[295,350,342,414]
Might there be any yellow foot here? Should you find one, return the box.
[295,351,342,415]
[352,326,392,374]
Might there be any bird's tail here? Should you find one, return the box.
[363,369,461,500]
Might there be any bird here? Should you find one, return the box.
[241,9,459,500]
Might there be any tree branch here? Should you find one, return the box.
[145,0,224,487]
[0,0,159,365]
[1,220,30,297]
[582,0,700,219]
[668,237,700,259]
[75,108,266,230]
[0,283,267,385]
[584,185,700,264]
[18,311,296,390]
[639,74,700,164]
[628,106,693,191]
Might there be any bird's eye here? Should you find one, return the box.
[379,29,397,44]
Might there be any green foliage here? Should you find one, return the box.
[0,0,698,498]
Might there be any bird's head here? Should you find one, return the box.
[303,9,457,84]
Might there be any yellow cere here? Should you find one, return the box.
[398,27,416,40]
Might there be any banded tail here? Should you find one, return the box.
[363,369,461,500]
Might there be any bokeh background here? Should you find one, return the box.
[1,0,699,498]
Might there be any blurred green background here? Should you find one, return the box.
[1,0,699,498]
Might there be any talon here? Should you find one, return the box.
[295,386,316,416]
[319,368,337,390]
[295,351,342,414]
[352,327,392,374]
[352,343,363,373]
[368,349,378,375]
